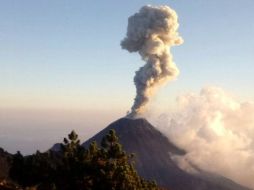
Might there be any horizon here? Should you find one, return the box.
[0,1,254,188]
[1,0,254,154]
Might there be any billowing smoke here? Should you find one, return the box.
[150,86,254,189]
[121,5,183,118]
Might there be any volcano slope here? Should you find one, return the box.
[82,118,251,190]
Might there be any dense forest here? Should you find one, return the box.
[0,130,161,190]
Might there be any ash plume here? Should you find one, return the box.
[121,5,183,118]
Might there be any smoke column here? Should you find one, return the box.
[121,5,183,118]
[150,86,254,189]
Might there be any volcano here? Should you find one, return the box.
[82,118,251,190]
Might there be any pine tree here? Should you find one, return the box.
[9,130,160,190]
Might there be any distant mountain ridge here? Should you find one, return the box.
[82,117,251,190]
[0,148,12,180]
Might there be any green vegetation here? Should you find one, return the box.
[8,130,160,190]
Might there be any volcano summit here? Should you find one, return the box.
[82,118,250,190]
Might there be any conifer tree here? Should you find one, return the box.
[9,130,160,190]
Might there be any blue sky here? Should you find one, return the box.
[1,0,254,110]
[0,0,254,153]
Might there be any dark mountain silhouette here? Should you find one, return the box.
[0,148,12,180]
[82,117,251,190]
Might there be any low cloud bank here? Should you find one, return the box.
[151,86,254,188]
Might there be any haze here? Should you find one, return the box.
[1,2,254,188]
